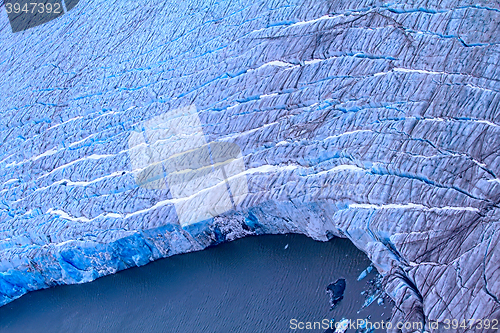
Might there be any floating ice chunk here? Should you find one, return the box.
[327,278,346,310]
[357,265,373,281]
[334,318,349,333]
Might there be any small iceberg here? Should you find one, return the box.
[357,265,373,281]
[327,278,346,310]
[334,318,349,333]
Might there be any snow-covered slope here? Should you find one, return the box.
[1,0,499,329]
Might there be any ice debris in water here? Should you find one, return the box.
[327,278,346,310]
[357,265,373,281]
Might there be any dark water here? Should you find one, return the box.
[0,234,391,333]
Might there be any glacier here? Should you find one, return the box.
[0,0,499,330]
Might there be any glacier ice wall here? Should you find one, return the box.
[1,0,499,330]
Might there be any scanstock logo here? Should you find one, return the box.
[128,105,249,227]
[3,0,79,32]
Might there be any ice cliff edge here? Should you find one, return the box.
[1,0,499,330]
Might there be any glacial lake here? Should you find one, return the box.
[0,234,391,332]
